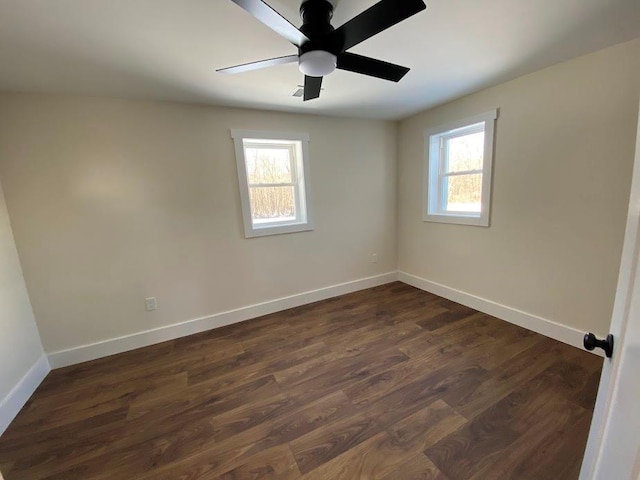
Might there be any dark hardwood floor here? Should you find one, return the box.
[0,282,602,479]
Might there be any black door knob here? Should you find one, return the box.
[583,333,614,358]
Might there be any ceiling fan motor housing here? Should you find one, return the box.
[299,0,342,55]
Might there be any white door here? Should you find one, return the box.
[579,104,640,480]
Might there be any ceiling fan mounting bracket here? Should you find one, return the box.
[300,0,334,26]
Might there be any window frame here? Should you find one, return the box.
[423,109,498,227]
[231,130,314,238]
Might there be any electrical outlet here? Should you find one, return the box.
[372,253,378,264]
[145,297,157,311]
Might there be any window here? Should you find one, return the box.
[424,109,498,227]
[232,130,313,238]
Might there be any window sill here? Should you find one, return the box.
[423,213,489,227]
[244,222,314,238]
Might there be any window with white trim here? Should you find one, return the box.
[232,130,313,238]
[424,109,498,227]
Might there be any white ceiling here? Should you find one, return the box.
[0,0,638,120]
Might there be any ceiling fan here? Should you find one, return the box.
[218,0,427,101]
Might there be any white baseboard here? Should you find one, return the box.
[48,272,398,369]
[397,271,601,356]
[47,269,597,369]
[0,355,50,435]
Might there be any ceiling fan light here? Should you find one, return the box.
[299,50,337,77]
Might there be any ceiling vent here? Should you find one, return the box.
[290,85,324,97]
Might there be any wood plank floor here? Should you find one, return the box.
[0,282,602,480]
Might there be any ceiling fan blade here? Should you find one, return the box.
[332,0,426,51]
[229,0,309,47]
[304,76,323,101]
[217,55,299,74]
[337,53,409,82]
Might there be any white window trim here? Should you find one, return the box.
[231,129,314,238]
[423,109,498,227]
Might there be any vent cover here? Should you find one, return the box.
[290,85,324,97]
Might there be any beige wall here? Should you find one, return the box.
[0,96,397,353]
[1,39,638,359]
[0,179,44,399]
[398,39,640,336]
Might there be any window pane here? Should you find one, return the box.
[444,173,482,213]
[445,131,484,173]
[249,186,297,224]
[245,147,293,184]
